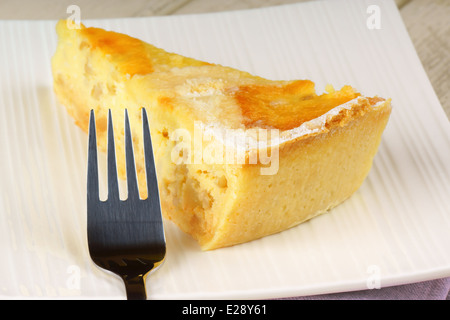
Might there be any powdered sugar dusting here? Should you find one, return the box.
[200,96,371,151]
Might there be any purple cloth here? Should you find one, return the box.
[281,277,450,300]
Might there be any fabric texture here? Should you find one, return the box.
[282,277,450,300]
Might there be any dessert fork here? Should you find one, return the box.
[87,108,165,300]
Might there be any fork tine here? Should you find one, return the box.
[142,108,160,204]
[124,109,139,200]
[107,109,120,201]
[87,108,166,300]
[87,109,99,202]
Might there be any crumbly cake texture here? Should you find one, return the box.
[51,20,392,250]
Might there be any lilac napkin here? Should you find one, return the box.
[282,277,450,300]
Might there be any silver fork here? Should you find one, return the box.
[87,108,166,300]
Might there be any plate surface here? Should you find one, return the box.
[1,0,450,299]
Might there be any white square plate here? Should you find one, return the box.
[1,0,449,299]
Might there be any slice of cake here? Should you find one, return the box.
[51,20,391,250]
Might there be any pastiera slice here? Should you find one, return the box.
[51,20,392,250]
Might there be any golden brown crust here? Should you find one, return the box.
[56,20,374,134]
[231,81,360,130]
[81,26,155,76]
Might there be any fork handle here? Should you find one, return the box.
[122,274,147,300]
